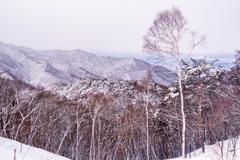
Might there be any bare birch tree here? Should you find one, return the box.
[143,7,205,158]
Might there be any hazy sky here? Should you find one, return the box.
[0,0,239,57]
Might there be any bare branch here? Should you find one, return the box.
[188,31,206,56]
[143,7,188,58]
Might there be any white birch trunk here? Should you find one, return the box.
[177,65,186,158]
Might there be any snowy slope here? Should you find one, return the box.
[0,41,175,89]
[169,137,240,160]
[2,136,240,160]
[0,137,70,160]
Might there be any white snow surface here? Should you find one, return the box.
[1,136,240,160]
[0,137,70,160]
[169,137,240,160]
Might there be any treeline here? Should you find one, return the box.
[0,53,239,160]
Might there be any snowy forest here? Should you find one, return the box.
[0,51,239,159]
[0,6,240,160]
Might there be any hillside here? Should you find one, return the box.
[0,41,175,89]
[0,42,239,160]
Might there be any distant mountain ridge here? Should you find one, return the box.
[0,41,176,89]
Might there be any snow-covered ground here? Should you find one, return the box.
[0,137,70,160]
[169,137,240,160]
[1,136,240,160]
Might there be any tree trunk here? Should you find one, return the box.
[177,65,186,158]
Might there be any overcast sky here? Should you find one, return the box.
[0,0,239,58]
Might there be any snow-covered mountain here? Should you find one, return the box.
[0,41,175,89]
[144,55,235,72]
